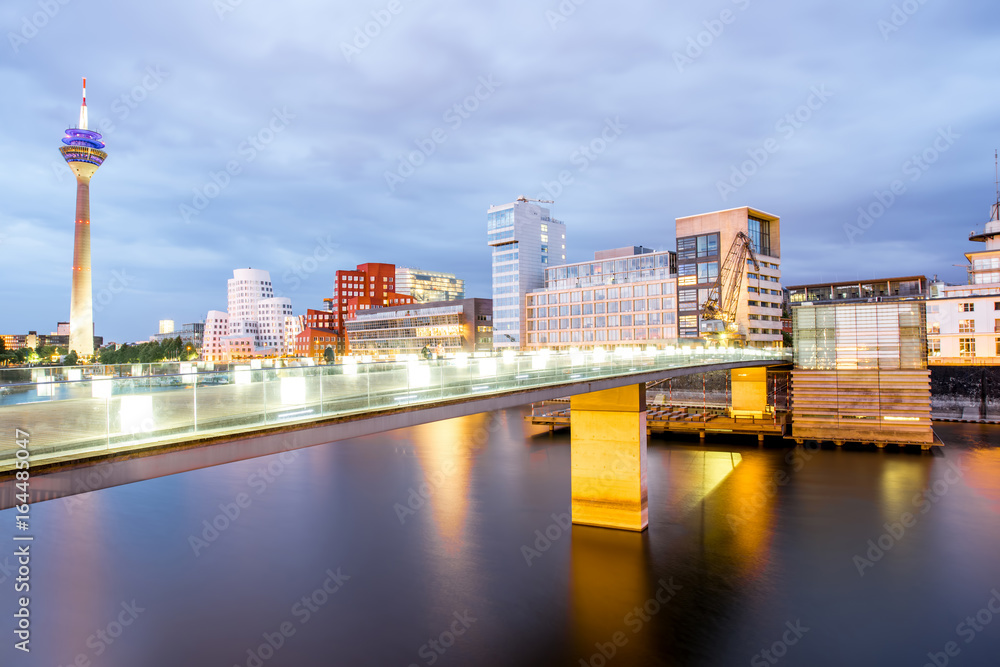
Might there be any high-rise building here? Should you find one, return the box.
[675,207,783,348]
[487,197,566,349]
[60,78,107,357]
[394,267,465,303]
[159,320,175,334]
[525,246,678,348]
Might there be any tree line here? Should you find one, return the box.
[0,337,196,366]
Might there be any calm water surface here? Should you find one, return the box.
[2,411,999,666]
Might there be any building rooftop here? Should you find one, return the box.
[593,246,656,260]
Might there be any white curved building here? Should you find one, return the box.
[201,268,295,361]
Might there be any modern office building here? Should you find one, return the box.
[525,246,678,348]
[790,288,933,446]
[149,321,205,347]
[323,263,415,335]
[488,197,567,349]
[60,79,108,358]
[394,267,465,303]
[345,298,493,359]
[159,320,175,334]
[927,194,1000,364]
[675,207,783,347]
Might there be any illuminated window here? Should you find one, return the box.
[958,320,975,333]
[959,337,976,357]
[961,303,975,312]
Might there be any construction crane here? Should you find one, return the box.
[515,196,554,203]
[700,231,760,340]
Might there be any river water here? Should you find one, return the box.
[1,410,999,666]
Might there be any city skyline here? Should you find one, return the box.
[2,1,999,342]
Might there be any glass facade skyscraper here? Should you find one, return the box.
[487,199,566,349]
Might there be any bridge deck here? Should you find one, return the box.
[0,348,790,478]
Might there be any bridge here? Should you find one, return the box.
[0,345,790,530]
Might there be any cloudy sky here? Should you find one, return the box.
[1,0,998,342]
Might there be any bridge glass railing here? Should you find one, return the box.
[0,346,790,467]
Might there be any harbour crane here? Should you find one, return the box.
[700,231,760,341]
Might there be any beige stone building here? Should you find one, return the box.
[675,207,783,347]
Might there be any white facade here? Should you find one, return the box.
[929,286,1000,362]
[201,310,230,362]
[283,314,303,354]
[928,203,1000,363]
[257,297,294,353]
[201,269,295,361]
[488,199,566,349]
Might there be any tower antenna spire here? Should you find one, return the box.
[79,77,88,130]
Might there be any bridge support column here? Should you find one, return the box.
[570,384,647,532]
[730,367,767,419]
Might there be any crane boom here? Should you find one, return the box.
[700,231,760,338]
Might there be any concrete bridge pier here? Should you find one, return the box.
[570,384,648,532]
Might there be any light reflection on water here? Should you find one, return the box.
[0,412,998,666]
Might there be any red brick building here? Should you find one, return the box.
[291,309,339,359]
[322,263,414,350]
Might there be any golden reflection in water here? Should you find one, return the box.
[699,452,776,580]
[570,526,651,663]
[661,450,744,514]
[878,456,933,522]
[963,449,1000,516]
[408,414,480,557]
[568,450,750,662]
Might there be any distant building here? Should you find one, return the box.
[2,326,101,351]
[294,328,340,360]
[150,322,205,348]
[56,322,70,336]
[394,267,465,303]
[488,198,567,349]
[159,319,175,334]
[201,311,231,362]
[345,298,492,359]
[675,207,783,347]
[323,263,415,337]
[525,246,677,348]
[201,268,295,361]
[293,309,340,360]
[927,195,1000,364]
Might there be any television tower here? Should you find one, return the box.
[60,78,107,357]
